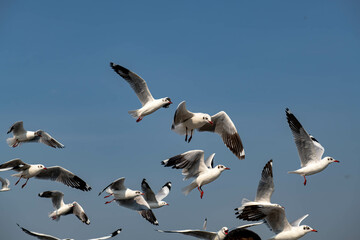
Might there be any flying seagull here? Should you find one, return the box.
[162,150,230,199]
[171,101,245,159]
[141,179,171,209]
[0,159,91,191]
[235,160,283,221]
[17,223,121,240]
[98,177,143,204]
[110,62,172,122]
[6,121,64,148]
[39,191,90,225]
[285,108,339,185]
[0,177,10,192]
[157,227,229,240]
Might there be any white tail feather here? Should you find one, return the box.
[6,137,16,147]
[171,123,187,135]
[128,110,140,118]
[182,182,197,196]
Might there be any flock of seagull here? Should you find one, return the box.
[0,62,339,240]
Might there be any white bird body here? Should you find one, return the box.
[162,150,229,198]
[269,226,312,240]
[285,108,339,185]
[11,164,45,179]
[129,98,170,119]
[107,188,141,200]
[49,203,72,220]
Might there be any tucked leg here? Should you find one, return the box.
[15,176,22,185]
[104,193,113,198]
[105,198,115,204]
[12,140,19,148]
[188,129,193,143]
[21,178,29,188]
[303,176,307,186]
[197,186,204,199]
[136,116,143,122]
[185,127,188,142]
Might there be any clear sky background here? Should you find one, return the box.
[0,1,359,239]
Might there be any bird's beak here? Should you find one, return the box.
[140,193,144,195]
[169,101,173,104]
[43,168,47,170]
[209,121,213,125]
[224,167,230,170]
[334,160,340,163]
[166,203,169,206]
[311,229,318,232]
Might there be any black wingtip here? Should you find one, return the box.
[163,182,172,190]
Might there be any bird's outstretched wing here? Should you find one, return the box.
[38,191,65,209]
[0,159,30,172]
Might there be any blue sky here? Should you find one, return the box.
[0,1,359,239]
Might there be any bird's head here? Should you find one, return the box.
[324,156,339,164]
[34,130,43,137]
[159,201,169,207]
[301,225,317,234]
[162,97,173,108]
[221,227,229,235]
[217,165,230,172]
[37,164,47,170]
[202,114,213,125]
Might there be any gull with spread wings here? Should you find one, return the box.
[110,62,172,122]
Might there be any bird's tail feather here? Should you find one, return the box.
[287,171,297,174]
[182,182,197,196]
[128,109,140,118]
[171,123,186,135]
[6,137,16,147]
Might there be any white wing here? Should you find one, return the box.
[116,195,150,211]
[0,177,10,189]
[33,130,64,148]
[235,222,264,229]
[73,202,90,225]
[98,177,126,196]
[7,121,26,135]
[172,101,195,127]
[161,150,208,180]
[198,111,245,160]
[291,214,309,227]
[286,108,325,167]
[110,63,154,106]
[38,191,65,209]
[17,224,62,240]
[263,206,291,234]
[88,229,122,240]
[255,160,274,203]
[155,181,171,202]
[35,166,91,191]
[157,229,216,239]
[204,153,215,169]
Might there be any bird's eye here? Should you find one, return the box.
[303,227,306,230]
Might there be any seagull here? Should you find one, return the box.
[17,223,122,240]
[114,195,159,225]
[0,177,10,191]
[98,177,143,204]
[6,121,64,148]
[157,227,229,240]
[171,101,245,160]
[235,160,283,221]
[38,191,90,225]
[285,108,339,185]
[0,159,91,191]
[141,178,171,209]
[161,150,230,199]
[110,62,172,122]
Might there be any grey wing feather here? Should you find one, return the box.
[141,179,157,203]
[286,108,325,166]
[38,191,65,209]
[35,167,91,191]
[161,150,208,180]
[110,63,154,106]
[235,222,264,229]
[157,229,216,239]
[155,181,171,201]
[290,214,309,227]
[73,202,90,225]
[17,223,61,240]
[35,131,65,148]
[98,177,125,196]
[255,160,274,203]
[88,229,122,240]
[263,207,291,234]
[0,177,10,188]
[0,158,30,172]
[204,153,215,168]
[172,101,194,128]
[7,121,26,135]
[138,209,159,225]
[116,195,150,211]
[198,111,245,160]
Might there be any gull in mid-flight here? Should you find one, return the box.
[0,177,10,192]
[235,160,283,221]
[98,177,143,204]
[162,150,230,199]
[6,121,64,148]
[17,223,122,240]
[286,108,339,185]
[110,62,172,122]
[38,191,90,225]
[171,101,245,159]
[157,226,229,240]
[0,159,91,191]
[141,179,171,209]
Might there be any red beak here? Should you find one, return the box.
[311,229,318,232]
[140,193,144,195]
[208,121,213,125]
[334,160,339,163]
[225,167,230,170]
[43,168,47,170]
